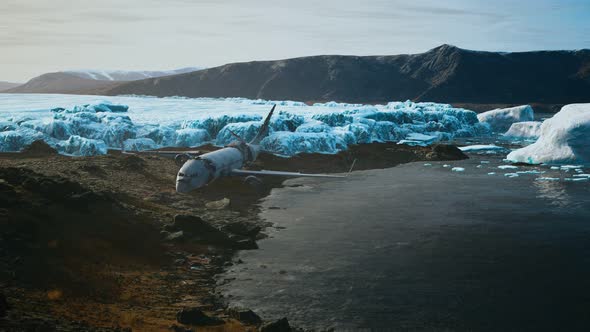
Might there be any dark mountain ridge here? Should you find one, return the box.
[104,45,590,104]
[5,45,590,105]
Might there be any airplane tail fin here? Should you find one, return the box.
[250,104,276,145]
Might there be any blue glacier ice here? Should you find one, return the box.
[58,135,108,156]
[0,95,495,156]
[175,128,210,147]
[136,125,178,146]
[272,111,305,132]
[261,132,347,156]
[216,121,262,145]
[0,129,44,152]
[181,114,262,138]
[123,138,158,151]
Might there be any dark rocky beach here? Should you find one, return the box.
[0,141,466,331]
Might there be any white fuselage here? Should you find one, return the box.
[176,142,260,193]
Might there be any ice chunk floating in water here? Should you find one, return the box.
[0,95,491,156]
[477,105,534,132]
[503,121,542,139]
[507,104,590,165]
[459,144,510,154]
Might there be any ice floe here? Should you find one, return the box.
[459,144,509,154]
[498,165,518,170]
[536,177,560,181]
[507,104,590,165]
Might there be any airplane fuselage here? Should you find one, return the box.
[175,142,260,193]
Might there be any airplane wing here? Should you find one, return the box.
[231,169,346,178]
[124,150,202,156]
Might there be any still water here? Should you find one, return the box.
[219,155,590,331]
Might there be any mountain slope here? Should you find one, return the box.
[0,81,22,92]
[4,68,201,94]
[63,67,201,81]
[104,45,590,104]
[4,73,117,94]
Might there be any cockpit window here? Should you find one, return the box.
[178,172,197,178]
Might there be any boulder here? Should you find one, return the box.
[173,215,220,235]
[169,324,193,332]
[228,308,262,325]
[229,236,259,250]
[222,222,262,237]
[21,140,58,156]
[176,308,223,326]
[260,317,291,332]
[205,198,230,210]
[428,144,468,160]
[171,215,232,245]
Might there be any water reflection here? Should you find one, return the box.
[534,179,571,208]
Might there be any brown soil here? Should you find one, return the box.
[0,142,466,331]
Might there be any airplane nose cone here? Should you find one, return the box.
[175,178,192,193]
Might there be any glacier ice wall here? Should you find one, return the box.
[0,96,491,156]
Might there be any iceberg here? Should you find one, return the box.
[0,129,44,152]
[175,128,210,147]
[123,138,158,151]
[137,125,177,146]
[477,105,534,132]
[506,104,590,165]
[0,121,18,132]
[0,95,494,157]
[216,121,262,145]
[58,135,108,156]
[503,121,542,139]
[295,120,333,133]
[272,111,305,132]
[181,114,262,138]
[261,132,347,156]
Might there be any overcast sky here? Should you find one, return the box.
[2,0,589,82]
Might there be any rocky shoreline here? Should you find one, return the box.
[0,141,466,331]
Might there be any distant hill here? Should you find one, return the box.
[103,45,590,105]
[63,67,201,81]
[0,81,22,92]
[4,72,118,94]
[4,67,201,94]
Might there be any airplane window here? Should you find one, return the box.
[178,172,185,176]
